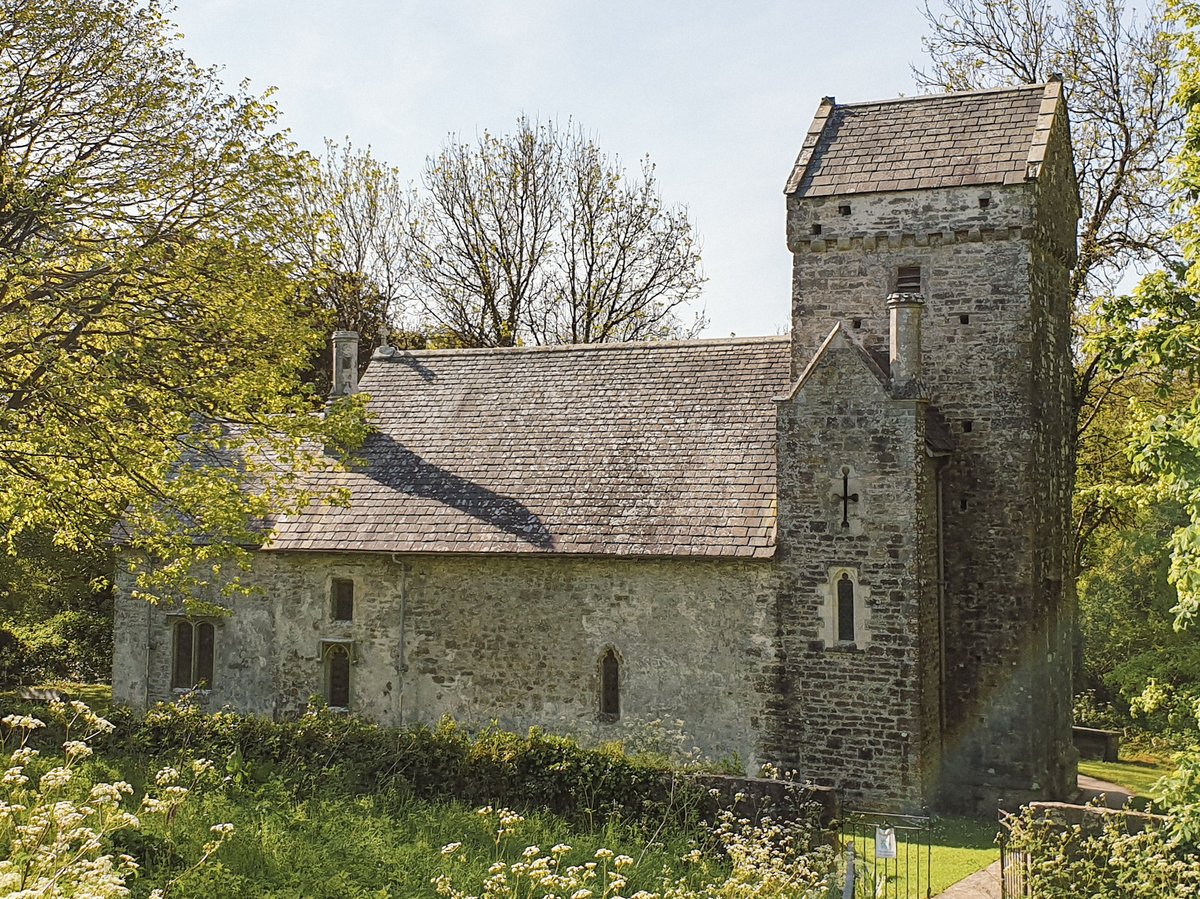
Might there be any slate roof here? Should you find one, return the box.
[268,337,794,559]
[786,83,1050,197]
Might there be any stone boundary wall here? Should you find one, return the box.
[1020,801,1164,835]
[692,773,841,826]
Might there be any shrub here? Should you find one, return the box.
[1003,803,1200,897]
[110,702,710,827]
[0,608,113,685]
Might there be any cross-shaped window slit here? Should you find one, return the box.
[840,466,859,528]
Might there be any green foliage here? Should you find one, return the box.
[0,531,113,684]
[97,702,713,828]
[1076,501,1200,728]
[126,792,712,899]
[1002,804,1200,897]
[1083,1,1200,627]
[0,0,370,599]
[0,610,111,685]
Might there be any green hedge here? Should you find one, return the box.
[92,702,707,826]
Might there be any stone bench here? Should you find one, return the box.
[1072,725,1120,762]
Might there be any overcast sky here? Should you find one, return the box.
[170,1,931,338]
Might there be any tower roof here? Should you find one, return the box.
[785,81,1062,197]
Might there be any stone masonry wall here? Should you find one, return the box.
[785,113,1077,809]
[113,553,778,770]
[770,336,935,812]
[1027,101,1080,801]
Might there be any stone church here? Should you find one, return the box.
[113,80,1079,812]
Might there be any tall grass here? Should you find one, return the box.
[131,789,708,898]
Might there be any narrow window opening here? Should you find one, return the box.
[171,620,215,690]
[960,498,969,512]
[979,196,991,208]
[332,578,354,621]
[962,420,974,433]
[326,644,351,708]
[600,649,620,720]
[896,266,921,292]
[195,622,215,687]
[839,204,852,216]
[836,574,855,643]
[851,317,863,329]
[959,313,970,325]
[171,622,192,690]
[811,223,822,235]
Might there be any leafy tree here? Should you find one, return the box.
[0,0,367,598]
[1076,502,1200,715]
[1090,0,1200,627]
[406,118,706,347]
[0,532,113,684]
[293,139,411,387]
[915,0,1185,570]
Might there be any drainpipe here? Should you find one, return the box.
[937,464,947,742]
[390,553,408,725]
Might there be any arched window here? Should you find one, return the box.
[171,620,215,690]
[837,573,855,643]
[326,644,351,708]
[600,649,620,720]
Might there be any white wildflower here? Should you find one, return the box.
[2,714,45,730]
[39,766,72,791]
[63,740,92,760]
[1,767,29,788]
[154,766,179,786]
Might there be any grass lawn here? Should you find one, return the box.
[0,680,113,712]
[928,817,1001,893]
[1078,753,1176,799]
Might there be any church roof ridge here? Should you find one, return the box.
[376,333,790,360]
[833,81,1047,109]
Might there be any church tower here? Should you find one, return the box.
[774,80,1079,811]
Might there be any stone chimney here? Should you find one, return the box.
[886,293,924,392]
[331,330,359,396]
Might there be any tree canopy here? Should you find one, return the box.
[1088,0,1200,628]
[292,139,410,387]
[0,0,367,595]
[916,0,1185,572]
[405,118,706,347]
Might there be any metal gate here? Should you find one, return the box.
[840,810,932,899]
[998,818,1030,898]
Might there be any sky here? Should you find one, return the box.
[169,1,931,338]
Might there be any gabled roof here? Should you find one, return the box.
[780,323,891,402]
[786,81,1059,197]
[268,337,793,559]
